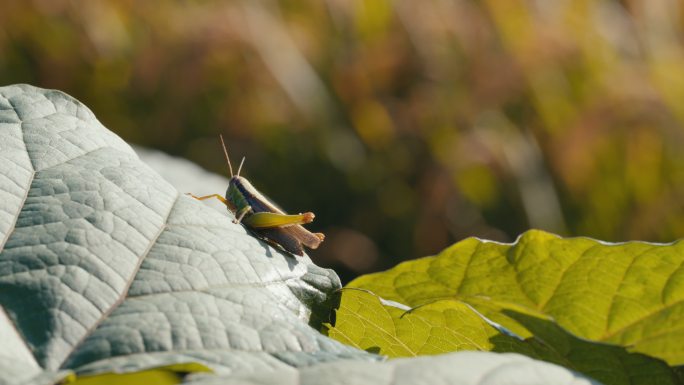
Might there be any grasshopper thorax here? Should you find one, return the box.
[227,175,281,215]
[226,176,249,212]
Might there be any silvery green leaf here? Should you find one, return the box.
[0,84,371,385]
[182,352,602,385]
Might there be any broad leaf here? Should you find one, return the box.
[329,230,684,383]
[0,84,369,384]
[181,351,601,385]
[347,231,684,364]
[325,290,678,385]
[325,289,498,356]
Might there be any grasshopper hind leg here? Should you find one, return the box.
[233,206,252,224]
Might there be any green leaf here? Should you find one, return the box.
[347,230,684,365]
[324,289,497,356]
[325,230,684,384]
[324,289,678,385]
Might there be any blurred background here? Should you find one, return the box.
[2,1,684,283]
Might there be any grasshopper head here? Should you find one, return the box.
[226,176,251,212]
[219,135,249,213]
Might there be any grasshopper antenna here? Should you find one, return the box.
[219,134,234,177]
[237,156,246,177]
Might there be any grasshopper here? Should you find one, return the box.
[187,136,324,256]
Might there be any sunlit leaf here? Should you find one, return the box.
[181,351,601,385]
[325,230,684,384]
[0,84,369,385]
[347,230,684,366]
[325,289,678,385]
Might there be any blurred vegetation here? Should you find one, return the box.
[2,1,684,283]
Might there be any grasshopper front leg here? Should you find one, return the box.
[242,211,315,229]
[186,193,229,206]
[187,193,246,223]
